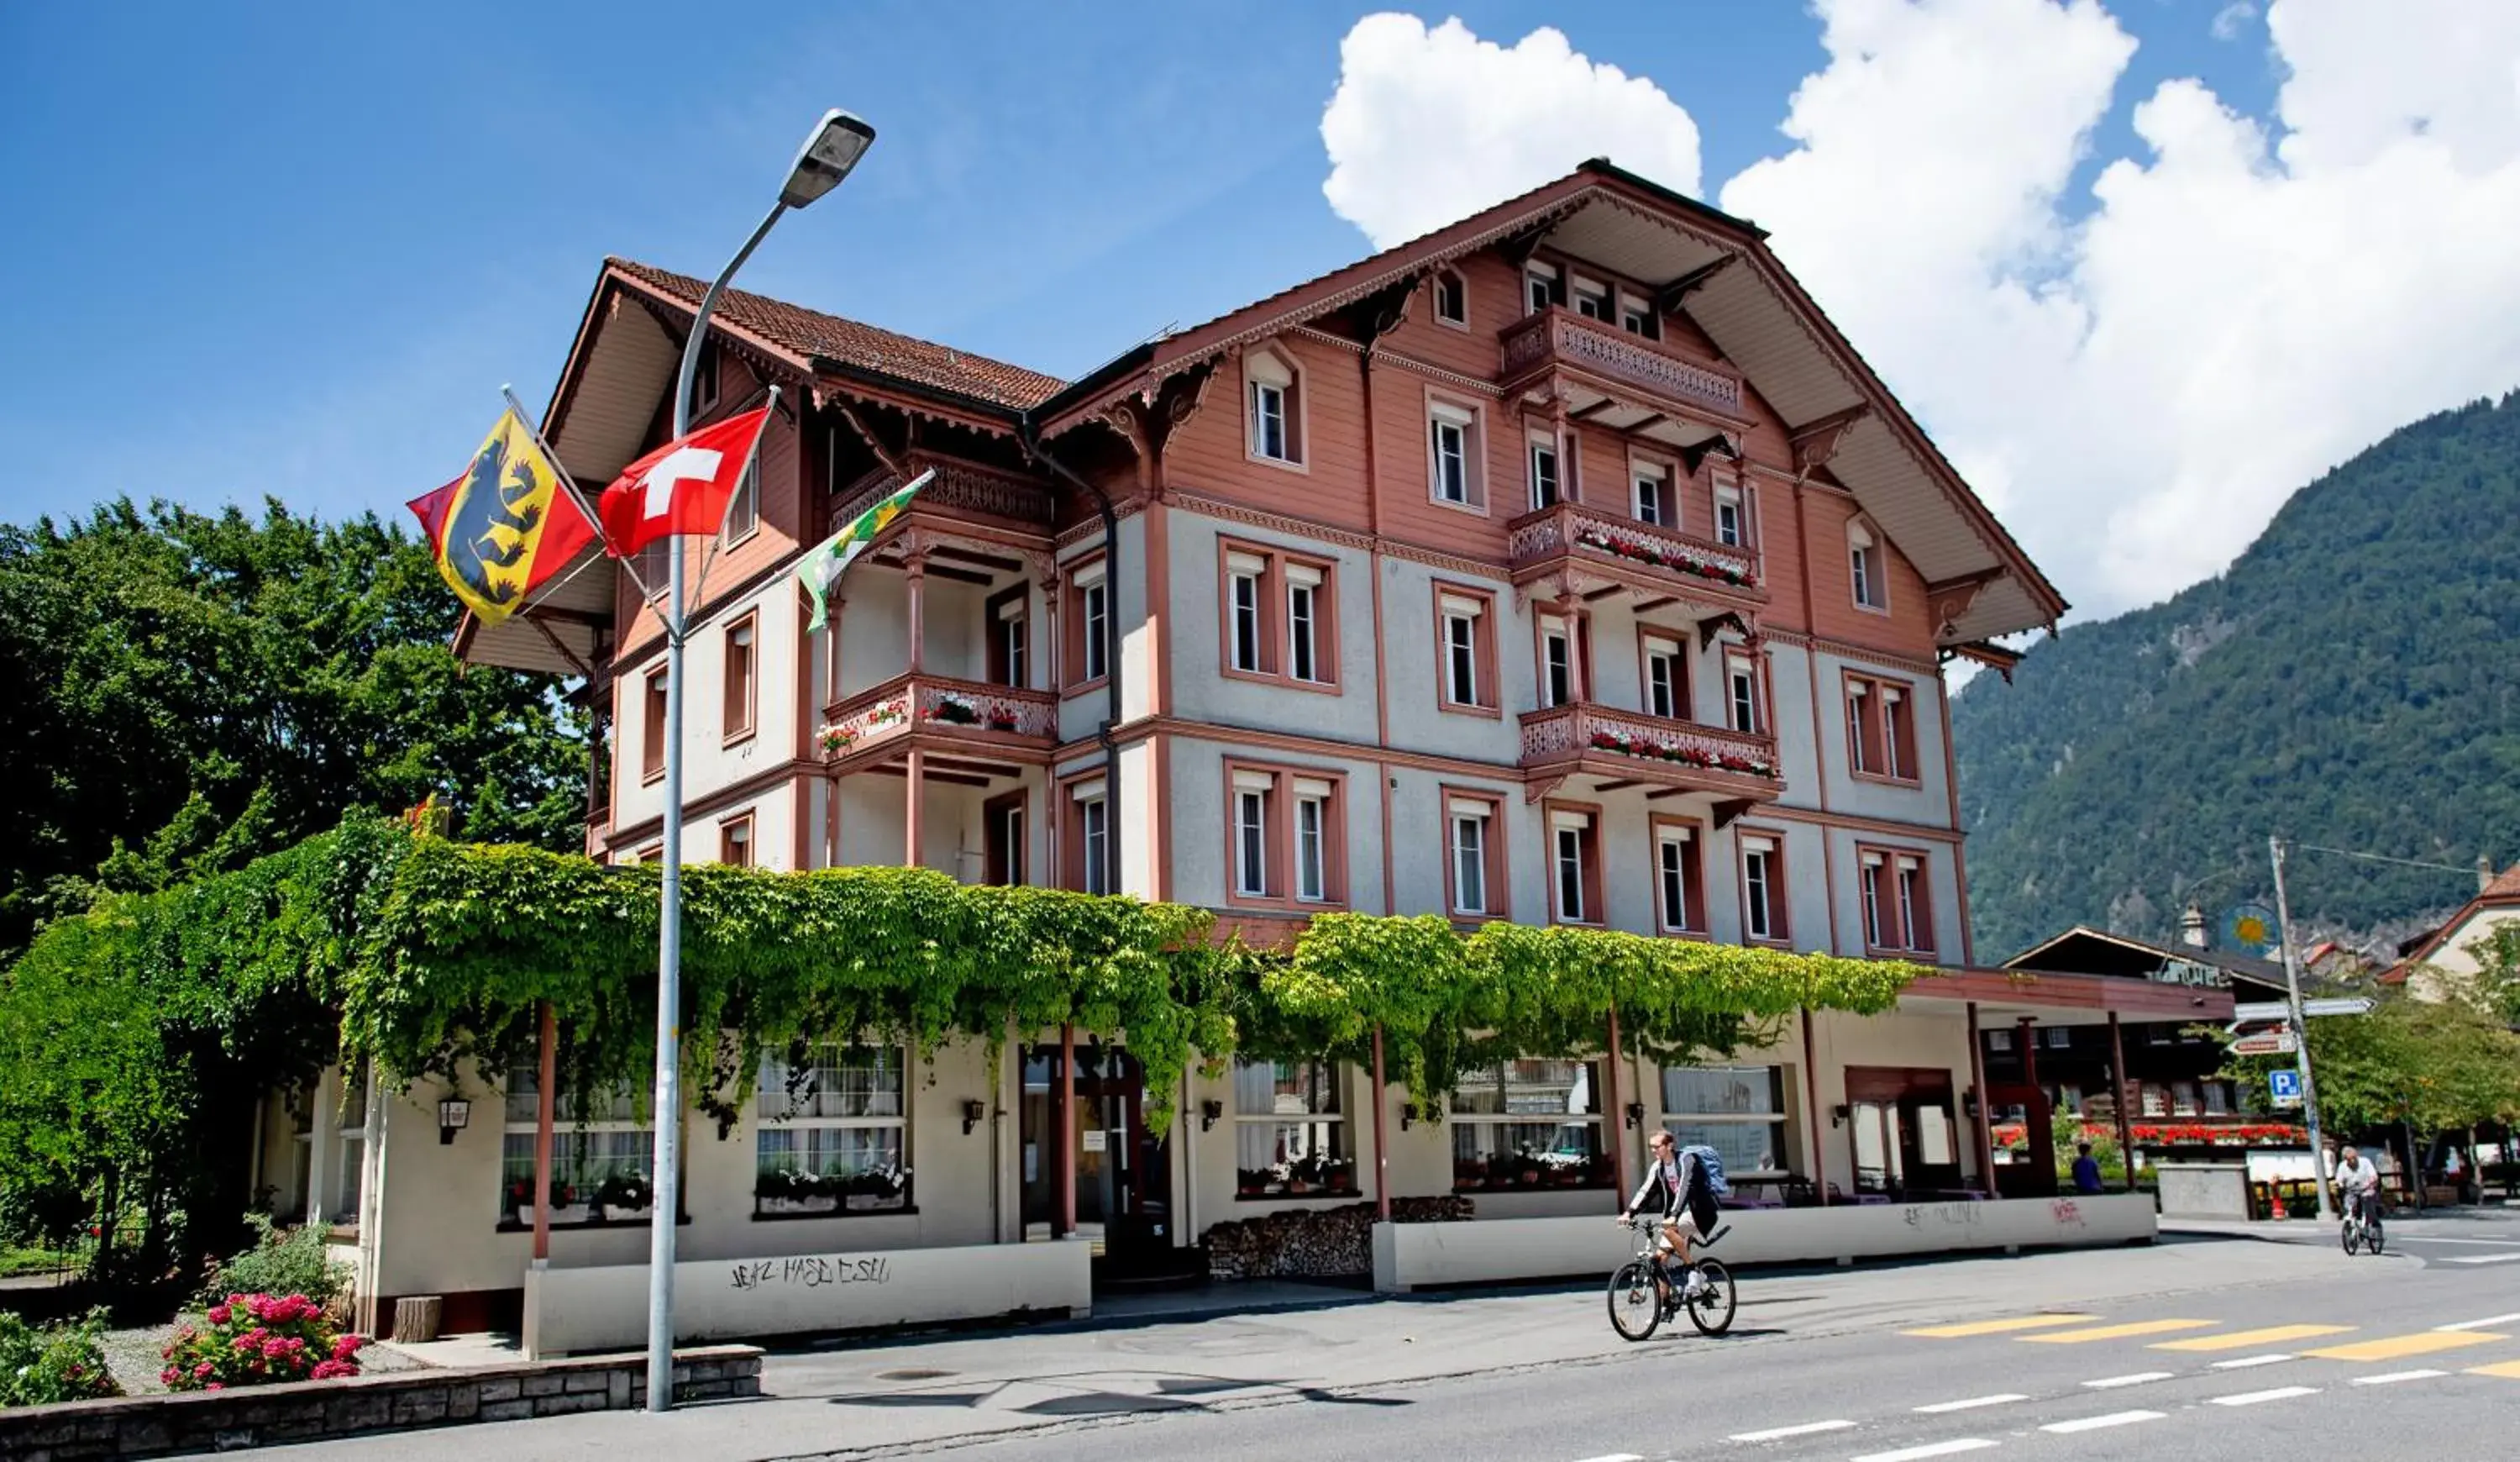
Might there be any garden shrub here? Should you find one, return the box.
[161,1292,365,1390]
[199,1214,349,1312]
[0,1308,122,1408]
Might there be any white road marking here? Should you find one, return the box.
[2354,1370,2448,1385]
[2436,1312,2520,1332]
[2082,1371,2176,1388]
[1571,1455,1642,1462]
[2211,1354,2295,1370]
[2444,1254,2520,1265]
[1726,1420,1853,1442]
[2041,1411,2165,1434]
[2212,1386,2321,1407]
[1851,1442,2000,1462]
[1913,1394,2028,1413]
[2379,1236,2520,1246]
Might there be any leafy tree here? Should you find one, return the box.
[0,497,587,956]
[2224,996,2520,1141]
[2456,920,2520,1027]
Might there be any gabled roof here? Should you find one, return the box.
[2004,925,2290,995]
[2377,862,2520,983]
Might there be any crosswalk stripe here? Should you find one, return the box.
[2305,1331,2507,1362]
[1726,1420,1851,1442]
[2467,1360,2520,1380]
[1901,1313,2100,1338]
[1914,1394,2027,1413]
[2082,1372,2175,1389]
[1571,1455,1642,1462]
[2211,1354,2295,1370]
[1851,1442,1999,1462]
[2212,1386,2320,1407]
[2444,1254,2520,1265]
[2041,1411,2163,1433]
[2155,1324,2352,1352]
[2023,1319,2218,1344]
[2352,1370,2446,1385]
[2436,1312,2520,1332]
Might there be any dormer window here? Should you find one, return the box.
[1434,269,1468,327]
[1247,349,1301,465]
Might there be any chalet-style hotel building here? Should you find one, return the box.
[272,161,2218,1347]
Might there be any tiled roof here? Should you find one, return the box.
[2484,863,2520,901]
[609,259,1066,412]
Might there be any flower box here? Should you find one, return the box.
[758,1195,840,1217]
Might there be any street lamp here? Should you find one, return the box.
[647,107,875,1415]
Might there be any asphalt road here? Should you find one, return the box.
[286,1209,2520,1462]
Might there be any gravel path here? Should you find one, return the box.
[97,1314,430,1396]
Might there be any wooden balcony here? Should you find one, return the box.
[1500,308,1746,423]
[819,672,1058,785]
[1519,702,1783,815]
[829,455,1056,537]
[1507,501,1764,613]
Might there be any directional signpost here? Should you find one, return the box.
[2234,1029,2300,1057]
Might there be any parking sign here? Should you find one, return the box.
[2269,1069,2302,1109]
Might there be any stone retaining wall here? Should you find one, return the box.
[0,1345,761,1460]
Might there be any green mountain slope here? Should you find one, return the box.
[1953,392,2520,962]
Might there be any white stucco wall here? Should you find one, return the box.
[1164,508,1381,745]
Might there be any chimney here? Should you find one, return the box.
[2179,903,2209,950]
[2481,855,2496,896]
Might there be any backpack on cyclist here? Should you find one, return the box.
[1678,1144,1730,1198]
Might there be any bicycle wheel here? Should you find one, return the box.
[2367,1217,2384,1256]
[1685,1258,1736,1337]
[1608,1260,1662,1341]
[2341,1218,2360,1256]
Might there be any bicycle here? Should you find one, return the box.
[2340,1192,2386,1256]
[1608,1215,1735,1341]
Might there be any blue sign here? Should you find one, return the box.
[2269,1070,2302,1102]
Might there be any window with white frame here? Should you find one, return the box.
[1233,770,1273,898]
[500,1067,653,1225]
[1633,463,1672,527]
[722,457,759,545]
[1643,635,1684,719]
[992,592,1028,688]
[1882,684,1914,780]
[1233,1060,1352,1195]
[1540,614,1578,707]
[1286,562,1324,683]
[1860,851,1890,948]
[1448,797,1495,916]
[754,1044,910,1213]
[1247,350,1298,464]
[1741,834,1785,941]
[1714,484,1744,547]
[1527,431,1561,511]
[1619,292,1659,339]
[1227,550,1266,673]
[1726,654,1761,734]
[1077,563,1109,683]
[1849,521,1886,611]
[1293,777,1331,903]
[1551,807,1598,924]
[1439,592,1488,708]
[1430,404,1474,505]
[1433,270,1467,326]
[1656,823,1704,933]
[1524,260,1562,314]
[1662,1065,1788,1179]
[1895,855,1933,952]
[1072,780,1110,896]
[1450,1060,1609,1191]
[1571,275,1612,321]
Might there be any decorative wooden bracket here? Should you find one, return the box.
[1499,222,1555,272]
[1711,797,1755,831]
[834,399,915,479]
[1679,433,1742,477]
[1788,405,1870,476]
[1697,610,1751,652]
[1655,255,1738,316]
[1941,639,2022,684]
[1926,568,2006,640]
[1525,774,1570,806]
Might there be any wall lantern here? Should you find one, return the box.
[436,1097,470,1145]
[1624,1102,1646,1131]
[1961,1089,1981,1120]
[961,1100,987,1136]
[1199,1099,1225,1133]
[1830,1103,1851,1128]
[1399,1102,1418,1132]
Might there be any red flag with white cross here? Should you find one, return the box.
[596,407,772,556]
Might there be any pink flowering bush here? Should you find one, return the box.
[160,1292,367,1391]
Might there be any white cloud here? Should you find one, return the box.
[2211,3,2256,41]
[1317,1,2520,618]
[1320,14,1700,250]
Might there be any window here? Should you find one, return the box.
[641,667,669,780]
[1741,834,1787,941]
[1714,486,1744,547]
[1654,821,1705,933]
[1446,793,1505,918]
[1846,673,1921,782]
[1527,432,1561,510]
[2202,1081,2232,1117]
[1985,1028,2013,1054]
[721,457,759,546]
[987,587,1028,688]
[1294,785,1330,903]
[1246,349,1301,465]
[2046,1026,2073,1050]
[1226,765,1345,907]
[1632,462,1674,528]
[1433,270,1467,327]
[1849,520,1887,611]
[1539,614,1578,708]
[754,1045,910,1215]
[1619,292,1661,340]
[1068,778,1110,896]
[1861,853,1888,948]
[1436,586,1497,713]
[500,1068,651,1226]
[1450,1060,1609,1191]
[634,541,672,600]
[1234,1060,1353,1196]
[1642,634,1685,720]
[2171,1081,2201,1118]
[1549,807,1601,924]
[1219,541,1337,688]
[984,793,1025,886]
[1725,653,1761,734]
[1846,677,1883,775]
[690,340,719,415]
[719,813,754,868]
[1524,260,1562,314]
[1882,685,1915,781]
[1064,557,1109,688]
[1896,855,1934,952]
[1228,552,1266,674]
[1233,772,1272,898]
[1287,564,1323,684]
[1662,1066,1788,1179]
[1571,276,1611,321]
[722,615,756,742]
[1430,404,1475,506]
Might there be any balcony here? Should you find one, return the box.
[1499,308,1746,423]
[1519,702,1783,816]
[820,672,1058,784]
[1507,502,1763,613]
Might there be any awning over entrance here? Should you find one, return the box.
[1898,968,2237,1028]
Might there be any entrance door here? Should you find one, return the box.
[1018,1042,1177,1275]
[1845,1067,1966,1200]
[1987,1081,2056,1198]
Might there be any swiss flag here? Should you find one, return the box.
[597,407,773,557]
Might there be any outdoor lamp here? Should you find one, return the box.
[961,1100,986,1136]
[1399,1102,1418,1132]
[780,109,877,208]
[1831,1103,1851,1128]
[437,1097,470,1145]
[1624,1102,1645,1130]
[1199,1099,1225,1132]
[1962,1088,1981,1119]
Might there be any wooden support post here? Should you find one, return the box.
[1371,1026,1392,1223]
[1058,1023,1077,1238]
[533,1001,556,1261]
[1801,1007,1828,1206]
[1966,1001,1995,1194]
[1604,1004,1630,1200]
[905,747,925,869]
[905,555,926,675]
[2108,1012,2136,1194]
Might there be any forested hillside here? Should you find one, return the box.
[1953,394,2520,962]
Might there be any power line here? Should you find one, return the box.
[2288,842,2481,878]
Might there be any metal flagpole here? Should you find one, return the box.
[2268,835,2334,1221]
[686,387,781,613]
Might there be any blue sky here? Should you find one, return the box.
[0,1,2284,533]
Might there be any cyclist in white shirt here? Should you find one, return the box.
[1617,1131,1715,1310]
[2334,1145,2382,1225]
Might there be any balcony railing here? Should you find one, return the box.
[1520,702,1782,788]
[819,673,1058,760]
[830,455,1055,534]
[1507,502,1761,596]
[1500,308,1746,420]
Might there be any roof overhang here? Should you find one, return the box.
[1902,968,2237,1028]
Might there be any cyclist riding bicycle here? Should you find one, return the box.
[1616,1130,1717,1308]
[2334,1145,2382,1225]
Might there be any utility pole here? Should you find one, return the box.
[2268,836,2334,1221]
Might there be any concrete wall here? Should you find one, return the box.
[1372,1194,2156,1291]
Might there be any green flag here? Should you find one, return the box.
[798,469,933,632]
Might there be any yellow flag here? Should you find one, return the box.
[407,410,596,625]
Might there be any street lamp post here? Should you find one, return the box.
[2266,835,2333,1222]
[647,108,875,1415]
